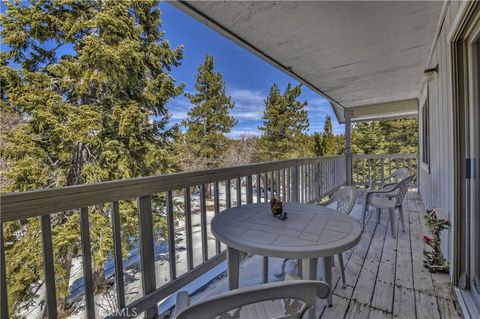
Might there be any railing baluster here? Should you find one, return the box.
[362,159,366,185]
[137,196,157,318]
[308,164,311,201]
[236,177,242,206]
[269,171,275,198]
[388,159,392,182]
[263,256,269,283]
[309,164,315,201]
[40,215,57,319]
[246,175,253,204]
[184,188,194,270]
[264,173,269,202]
[370,159,373,183]
[287,167,291,202]
[330,161,333,190]
[256,173,261,203]
[111,201,125,309]
[226,180,231,209]
[1,223,8,319]
[214,182,221,254]
[304,165,307,202]
[275,170,280,201]
[298,165,302,202]
[293,164,299,202]
[200,185,208,262]
[380,158,385,186]
[306,165,310,202]
[166,191,176,280]
[80,207,96,319]
[282,169,286,201]
[312,163,315,200]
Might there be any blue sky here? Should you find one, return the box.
[159,2,344,137]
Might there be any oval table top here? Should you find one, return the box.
[211,202,362,259]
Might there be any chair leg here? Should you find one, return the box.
[338,253,346,288]
[376,208,381,224]
[398,206,405,232]
[389,208,396,238]
[362,203,368,230]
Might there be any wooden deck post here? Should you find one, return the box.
[345,110,353,185]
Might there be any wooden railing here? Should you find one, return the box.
[352,153,418,188]
[0,156,346,319]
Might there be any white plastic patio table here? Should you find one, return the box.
[211,202,362,308]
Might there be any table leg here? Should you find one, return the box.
[322,256,333,306]
[302,258,317,281]
[302,258,318,319]
[227,246,239,290]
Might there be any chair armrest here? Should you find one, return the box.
[365,188,399,203]
[382,182,397,190]
[173,290,190,319]
[318,197,335,207]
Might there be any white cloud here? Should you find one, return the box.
[228,88,266,120]
[229,88,265,104]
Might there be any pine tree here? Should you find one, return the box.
[351,121,387,154]
[381,118,418,154]
[257,83,310,161]
[1,1,183,315]
[320,115,338,155]
[312,132,323,156]
[182,55,236,168]
[350,118,418,155]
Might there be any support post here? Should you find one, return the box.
[345,110,353,185]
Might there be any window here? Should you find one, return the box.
[421,95,430,166]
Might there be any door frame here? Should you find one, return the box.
[450,1,480,317]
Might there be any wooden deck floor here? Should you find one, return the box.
[318,192,462,319]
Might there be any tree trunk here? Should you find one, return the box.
[93,267,110,293]
[56,246,76,315]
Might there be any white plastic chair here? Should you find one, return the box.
[362,175,412,237]
[369,167,410,189]
[173,280,330,319]
[318,186,357,288]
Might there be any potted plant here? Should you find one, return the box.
[423,209,450,273]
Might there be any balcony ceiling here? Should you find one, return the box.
[170,1,443,122]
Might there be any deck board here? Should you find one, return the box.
[318,192,461,319]
[192,193,461,319]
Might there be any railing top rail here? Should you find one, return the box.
[352,153,417,160]
[1,156,344,222]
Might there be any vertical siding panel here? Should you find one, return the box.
[419,4,458,263]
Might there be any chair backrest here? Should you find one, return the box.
[391,168,410,182]
[394,175,412,207]
[175,280,330,319]
[331,186,357,215]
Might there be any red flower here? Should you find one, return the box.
[423,235,433,242]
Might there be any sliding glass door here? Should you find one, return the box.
[468,18,480,304]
